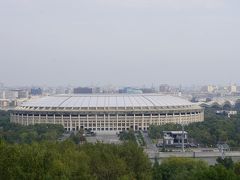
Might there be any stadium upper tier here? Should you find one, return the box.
[19,94,194,109]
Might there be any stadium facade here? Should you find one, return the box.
[10,94,204,132]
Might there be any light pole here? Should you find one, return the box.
[182,123,185,153]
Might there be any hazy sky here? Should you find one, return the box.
[0,0,240,87]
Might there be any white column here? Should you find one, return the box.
[65,115,69,131]
[78,114,80,130]
[150,114,153,125]
[61,115,64,128]
[53,114,56,124]
[70,114,72,131]
[158,114,161,125]
[125,114,127,130]
[95,114,97,131]
[165,113,168,124]
[87,114,89,129]
[104,114,106,130]
[108,114,110,130]
[133,114,135,131]
[117,114,118,131]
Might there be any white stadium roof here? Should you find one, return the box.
[21,94,194,109]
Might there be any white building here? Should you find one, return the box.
[10,94,204,132]
[230,85,237,93]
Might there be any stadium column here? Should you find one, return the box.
[53,114,56,124]
[70,114,72,131]
[179,112,183,122]
[158,113,160,125]
[22,114,24,125]
[78,114,80,130]
[61,114,64,127]
[27,114,29,125]
[38,114,40,124]
[117,114,118,131]
[108,114,110,130]
[87,114,89,130]
[133,114,136,131]
[95,114,97,131]
[150,113,153,125]
[33,114,35,125]
[66,115,68,130]
[125,114,127,130]
[141,114,144,130]
[104,114,106,130]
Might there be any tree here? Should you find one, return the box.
[198,165,238,180]
[152,158,162,180]
[234,162,240,176]
[216,157,234,170]
[158,157,208,180]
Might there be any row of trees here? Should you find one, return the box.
[148,108,240,147]
[1,110,240,179]
[0,110,64,143]
[153,157,240,180]
[119,129,136,142]
[0,140,152,180]
[1,139,240,180]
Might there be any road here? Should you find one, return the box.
[86,134,121,144]
[58,132,71,142]
[141,131,159,158]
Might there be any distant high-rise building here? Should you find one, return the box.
[201,85,216,93]
[73,87,93,94]
[141,88,155,93]
[18,90,29,99]
[4,90,18,100]
[65,88,73,94]
[119,87,143,94]
[159,84,170,93]
[31,88,42,96]
[55,88,65,94]
[93,87,102,94]
[0,99,9,108]
[0,91,5,99]
[207,85,214,93]
[230,85,237,93]
[11,89,29,99]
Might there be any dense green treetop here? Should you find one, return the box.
[0,140,152,180]
[0,110,64,143]
[148,108,240,147]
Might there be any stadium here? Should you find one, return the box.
[10,94,204,132]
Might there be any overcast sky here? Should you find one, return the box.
[0,0,240,87]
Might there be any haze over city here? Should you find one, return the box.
[2,1,240,179]
[0,0,240,86]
